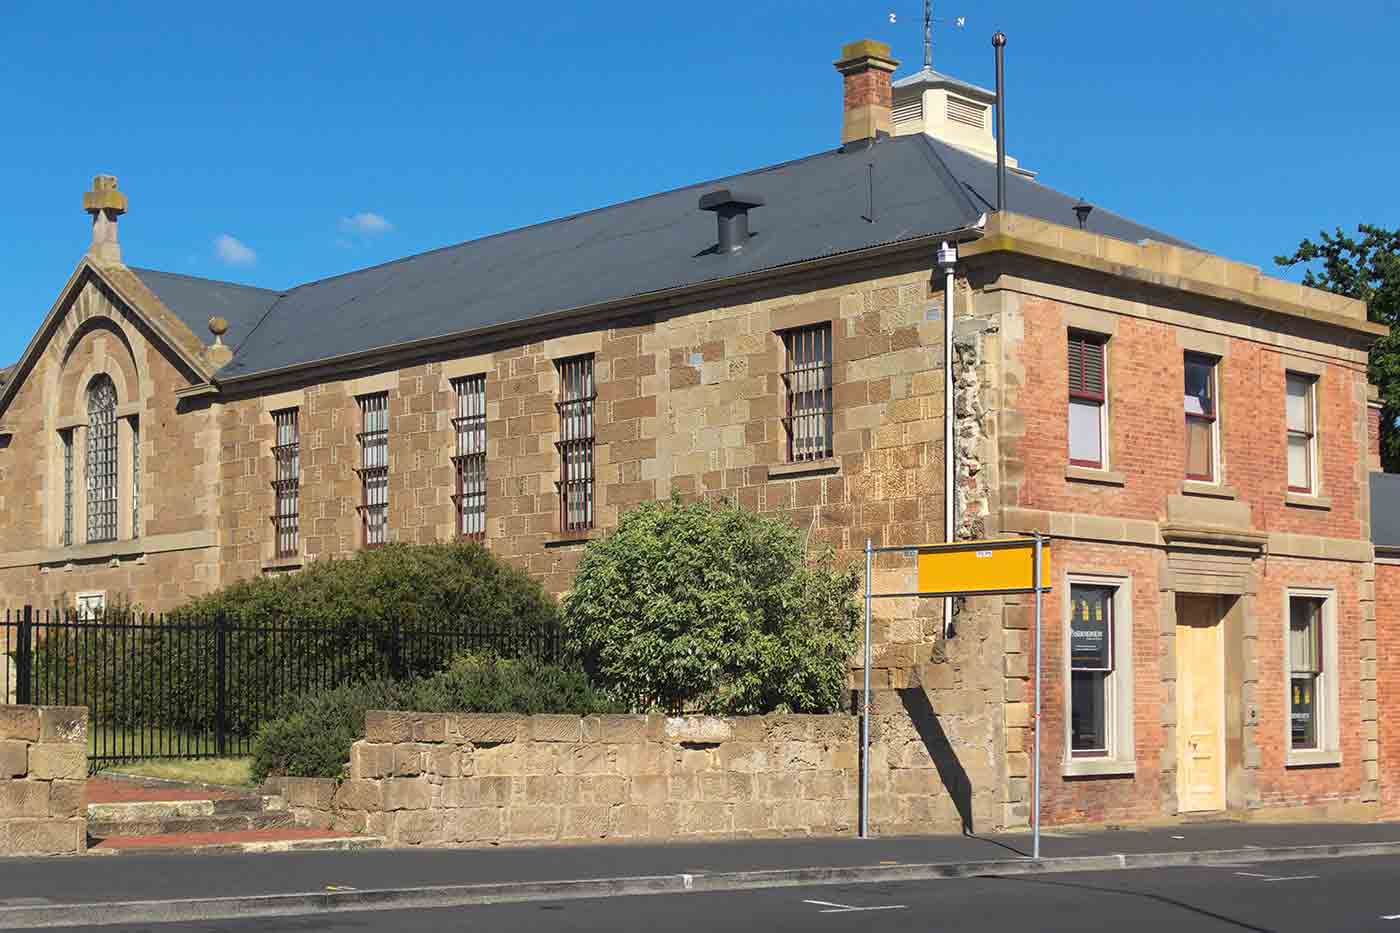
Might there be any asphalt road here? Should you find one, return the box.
[53,855,1400,932]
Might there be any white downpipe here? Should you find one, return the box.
[937,243,958,637]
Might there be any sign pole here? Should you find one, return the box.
[860,537,872,839]
[1031,532,1043,860]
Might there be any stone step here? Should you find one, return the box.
[88,811,295,839]
[87,830,383,855]
[86,795,285,825]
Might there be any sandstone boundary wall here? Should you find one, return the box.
[272,698,983,847]
[0,706,87,856]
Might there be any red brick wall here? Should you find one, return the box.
[1034,539,1168,826]
[1379,561,1400,817]
[1011,297,1367,539]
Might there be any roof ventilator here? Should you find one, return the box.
[699,189,765,254]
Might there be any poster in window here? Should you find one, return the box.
[1070,587,1112,671]
[1291,676,1317,749]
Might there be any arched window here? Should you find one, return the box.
[86,375,118,543]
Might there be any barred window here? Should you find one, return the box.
[781,324,833,462]
[130,417,140,538]
[85,375,118,543]
[61,430,73,547]
[452,375,487,539]
[556,356,595,533]
[356,393,389,548]
[272,408,300,558]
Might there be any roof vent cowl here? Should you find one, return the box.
[699,189,765,255]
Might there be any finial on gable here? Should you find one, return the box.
[84,174,127,265]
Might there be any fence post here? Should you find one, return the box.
[16,606,33,706]
[214,611,228,757]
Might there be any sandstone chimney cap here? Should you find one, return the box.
[83,175,127,215]
[208,316,229,339]
[834,38,899,74]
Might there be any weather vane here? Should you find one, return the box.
[888,1,966,70]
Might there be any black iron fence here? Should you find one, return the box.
[1,607,564,766]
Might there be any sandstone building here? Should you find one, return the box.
[0,40,1393,830]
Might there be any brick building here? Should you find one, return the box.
[0,39,1392,830]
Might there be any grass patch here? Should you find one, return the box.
[98,757,254,787]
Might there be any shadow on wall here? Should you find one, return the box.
[898,687,974,834]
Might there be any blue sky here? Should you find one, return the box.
[4,1,1398,367]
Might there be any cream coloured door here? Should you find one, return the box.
[1176,596,1226,813]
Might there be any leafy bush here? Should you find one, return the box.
[562,498,861,715]
[250,655,618,781]
[252,679,406,782]
[31,542,563,742]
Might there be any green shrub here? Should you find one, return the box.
[251,679,406,783]
[561,498,861,715]
[250,655,618,781]
[31,542,562,741]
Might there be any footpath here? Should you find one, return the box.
[2,819,1400,928]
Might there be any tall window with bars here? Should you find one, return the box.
[356,393,389,548]
[452,375,487,539]
[1286,372,1317,493]
[272,408,300,558]
[556,356,595,533]
[130,418,140,538]
[61,430,73,547]
[85,374,118,543]
[1067,332,1107,469]
[781,324,833,463]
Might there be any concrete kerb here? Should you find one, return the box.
[4,840,1400,929]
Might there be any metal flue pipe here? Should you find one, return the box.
[993,32,1007,212]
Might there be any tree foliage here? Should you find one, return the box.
[1277,224,1400,471]
[561,498,861,715]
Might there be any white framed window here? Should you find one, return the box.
[1285,372,1318,494]
[1067,331,1108,469]
[1285,589,1340,766]
[1184,353,1220,483]
[1062,574,1135,776]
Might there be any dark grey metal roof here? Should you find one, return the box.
[129,134,1191,380]
[1372,472,1400,548]
[129,268,282,352]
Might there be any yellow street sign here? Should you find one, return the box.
[915,538,1051,597]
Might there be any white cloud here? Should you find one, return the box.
[214,234,256,266]
[340,212,394,235]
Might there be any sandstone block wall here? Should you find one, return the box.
[0,705,87,856]
[273,701,980,847]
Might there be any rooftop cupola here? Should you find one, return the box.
[83,174,127,265]
[891,65,1029,174]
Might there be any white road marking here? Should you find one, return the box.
[802,899,907,913]
[1233,872,1273,878]
[1381,914,1400,920]
[1233,871,1318,882]
[1261,875,1319,883]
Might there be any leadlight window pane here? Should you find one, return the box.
[273,408,300,558]
[782,324,833,463]
[556,357,595,533]
[62,431,73,548]
[85,375,118,543]
[453,375,487,539]
[357,393,389,547]
[131,417,140,538]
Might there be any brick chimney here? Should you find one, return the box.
[83,174,127,265]
[834,39,900,146]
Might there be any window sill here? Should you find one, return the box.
[1285,748,1341,768]
[1062,757,1136,778]
[545,533,599,549]
[767,458,840,480]
[262,558,304,573]
[1064,465,1126,487]
[1284,492,1332,511]
[1181,481,1238,500]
